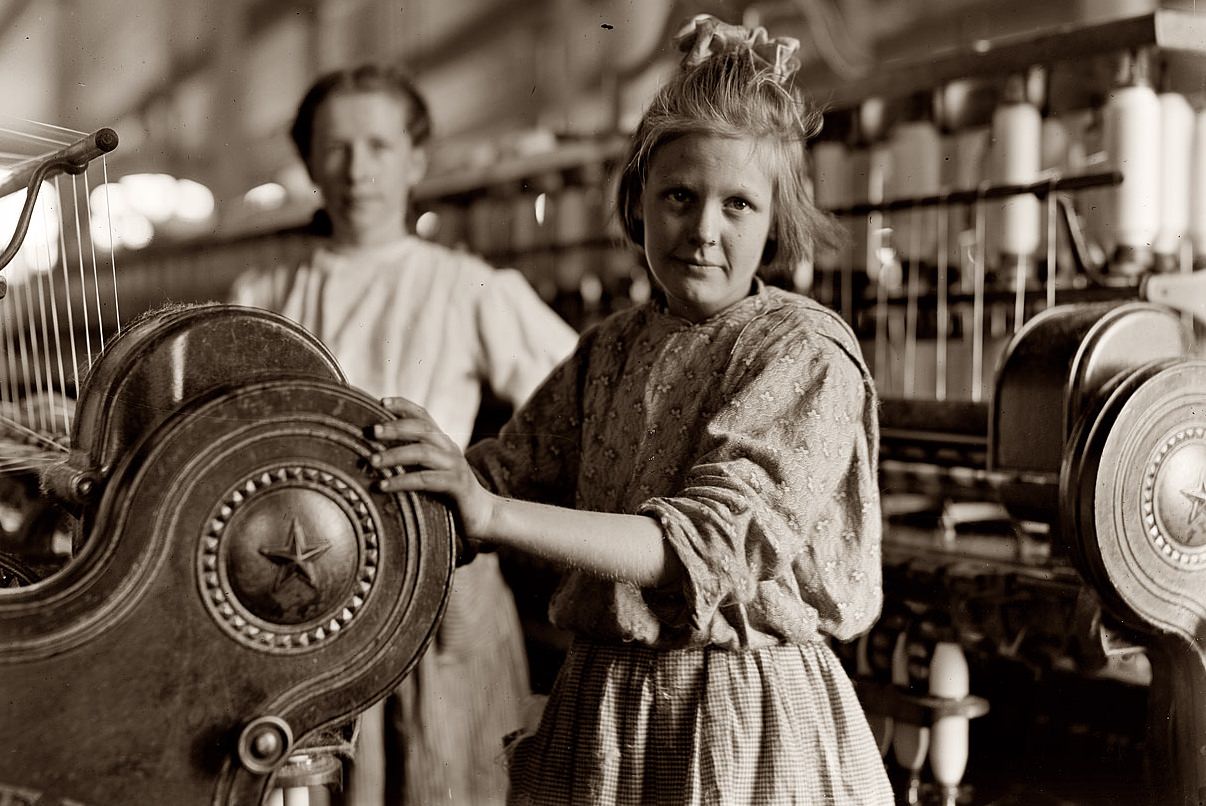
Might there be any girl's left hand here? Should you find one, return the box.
[369,397,496,538]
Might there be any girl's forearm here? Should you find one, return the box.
[481,495,682,588]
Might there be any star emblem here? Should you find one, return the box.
[1180,474,1206,525]
[259,518,331,593]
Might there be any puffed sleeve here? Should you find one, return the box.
[466,327,593,508]
[639,320,882,643]
[228,267,271,306]
[474,268,579,407]
[228,264,292,309]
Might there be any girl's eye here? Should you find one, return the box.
[664,188,692,204]
[728,198,751,211]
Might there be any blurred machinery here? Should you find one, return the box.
[807,10,1206,806]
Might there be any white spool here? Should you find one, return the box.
[928,641,971,798]
[953,127,991,192]
[1191,107,1206,264]
[1103,81,1161,267]
[283,787,311,806]
[1154,92,1194,264]
[991,95,1042,260]
[890,119,943,263]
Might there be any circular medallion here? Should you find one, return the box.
[1144,426,1206,567]
[197,464,381,653]
[1079,359,1206,639]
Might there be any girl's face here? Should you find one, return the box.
[639,133,774,322]
[309,90,426,247]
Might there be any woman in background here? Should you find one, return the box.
[231,64,578,806]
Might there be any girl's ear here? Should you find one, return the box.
[761,237,778,265]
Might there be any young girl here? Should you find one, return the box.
[372,15,892,805]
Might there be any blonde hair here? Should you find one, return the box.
[615,31,840,285]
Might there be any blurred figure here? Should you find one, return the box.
[231,64,577,806]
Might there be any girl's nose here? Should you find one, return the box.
[347,142,374,181]
[690,204,721,247]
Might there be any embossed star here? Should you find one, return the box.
[1182,474,1206,524]
[260,518,331,592]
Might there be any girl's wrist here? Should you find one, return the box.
[464,488,505,545]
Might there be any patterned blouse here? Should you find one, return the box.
[468,282,883,651]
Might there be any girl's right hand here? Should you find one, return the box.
[369,397,497,539]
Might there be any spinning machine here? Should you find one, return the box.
[0,128,456,804]
[808,10,1206,805]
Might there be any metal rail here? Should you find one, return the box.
[0,128,118,296]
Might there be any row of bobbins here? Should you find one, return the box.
[811,49,1206,287]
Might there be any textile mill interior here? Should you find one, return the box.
[0,1,1204,804]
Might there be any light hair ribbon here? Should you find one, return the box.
[674,14,801,85]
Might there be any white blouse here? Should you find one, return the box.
[230,234,578,447]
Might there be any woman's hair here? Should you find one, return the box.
[290,63,432,166]
[615,17,841,285]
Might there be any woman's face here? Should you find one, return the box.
[638,133,774,322]
[308,90,426,247]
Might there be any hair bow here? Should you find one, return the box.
[674,14,801,85]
